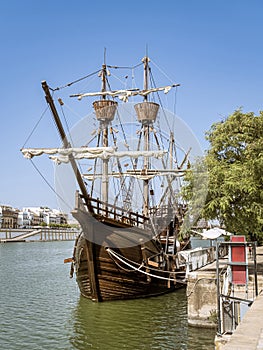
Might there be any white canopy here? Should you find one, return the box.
[193,227,232,240]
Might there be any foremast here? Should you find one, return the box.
[41,81,100,301]
[41,81,91,210]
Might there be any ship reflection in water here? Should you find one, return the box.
[69,290,215,350]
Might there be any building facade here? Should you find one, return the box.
[0,205,19,229]
[1,205,68,229]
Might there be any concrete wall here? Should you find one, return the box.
[187,270,218,328]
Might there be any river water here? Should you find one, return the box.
[0,241,215,349]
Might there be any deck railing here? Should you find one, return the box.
[81,194,148,227]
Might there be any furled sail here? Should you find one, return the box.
[83,169,186,181]
[21,147,115,159]
[70,84,180,102]
[21,147,167,164]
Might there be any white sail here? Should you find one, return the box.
[21,147,115,159]
[21,147,167,164]
[71,84,180,102]
[83,169,186,181]
[50,150,167,164]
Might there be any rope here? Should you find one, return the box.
[106,248,186,282]
[149,68,171,135]
[21,105,49,149]
[58,102,86,176]
[173,87,178,130]
[150,59,176,85]
[107,247,185,275]
[29,159,72,210]
[107,249,144,273]
[59,103,74,145]
[50,69,101,91]
[107,62,143,70]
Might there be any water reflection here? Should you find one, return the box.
[69,289,215,350]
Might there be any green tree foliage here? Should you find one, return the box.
[183,109,263,240]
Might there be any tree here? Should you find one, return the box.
[183,109,263,241]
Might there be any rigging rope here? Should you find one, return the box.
[50,69,101,91]
[21,105,49,149]
[150,59,180,137]
[150,59,176,85]
[106,248,185,282]
[149,67,171,134]
[107,62,143,70]
[107,249,144,272]
[59,103,74,146]
[58,102,89,177]
[109,127,128,207]
[29,159,72,210]
[173,87,178,130]
[90,131,101,198]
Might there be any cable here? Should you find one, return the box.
[21,105,49,149]
[106,247,185,276]
[50,69,101,91]
[149,67,171,134]
[107,62,143,70]
[106,248,186,282]
[150,59,176,85]
[59,103,74,146]
[30,159,72,210]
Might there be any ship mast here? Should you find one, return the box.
[134,57,160,218]
[132,57,159,218]
[101,63,109,204]
[169,132,175,207]
[41,81,101,301]
[41,81,92,212]
[143,56,150,217]
[92,65,118,206]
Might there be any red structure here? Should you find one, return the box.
[230,236,247,285]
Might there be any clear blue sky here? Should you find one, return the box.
[1,0,263,210]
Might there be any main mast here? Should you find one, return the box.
[143,57,150,217]
[92,64,118,205]
[101,64,109,204]
[134,57,159,217]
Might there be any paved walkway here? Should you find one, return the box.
[217,246,263,349]
[220,292,263,349]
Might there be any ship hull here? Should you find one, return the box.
[72,206,184,302]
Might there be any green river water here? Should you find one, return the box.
[0,241,215,349]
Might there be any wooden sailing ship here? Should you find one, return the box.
[22,56,189,301]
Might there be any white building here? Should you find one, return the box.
[17,207,68,228]
[17,210,32,228]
